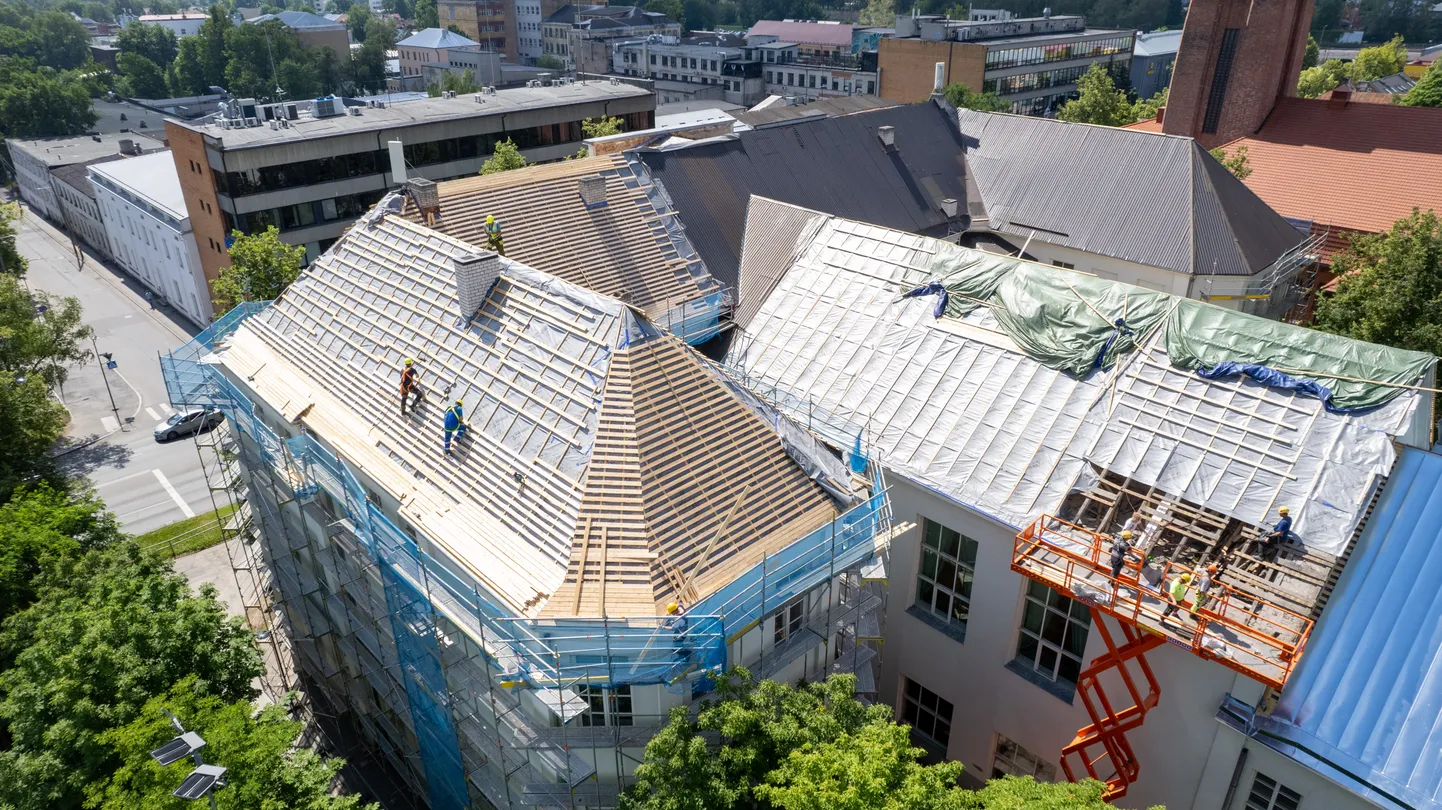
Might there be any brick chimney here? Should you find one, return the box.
[1327,83,1353,107]
[453,251,503,320]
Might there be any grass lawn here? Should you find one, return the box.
[137,503,238,560]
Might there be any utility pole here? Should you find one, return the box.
[91,335,121,430]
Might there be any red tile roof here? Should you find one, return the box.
[745,20,853,48]
[1220,97,1442,237]
[1319,89,1397,104]
[1123,117,1164,132]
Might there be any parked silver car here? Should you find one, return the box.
[153,407,224,441]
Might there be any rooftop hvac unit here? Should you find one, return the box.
[312,95,340,118]
[268,120,279,129]
[484,85,496,94]
[285,103,299,120]
[609,76,620,85]
[347,105,362,116]
[244,117,259,127]
[474,93,484,102]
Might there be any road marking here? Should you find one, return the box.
[101,415,119,432]
[159,403,175,416]
[95,468,161,488]
[153,469,196,518]
[145,406,162,421]
[117,501,175,521]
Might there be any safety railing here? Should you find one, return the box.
[716,360,871,466]
[1012,515,1312,690]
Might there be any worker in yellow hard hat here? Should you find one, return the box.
[443,398,468,455]
[1108,529,1138,581]
[485,214,505,256]
[1260,506,1293,563]
[666,602,680,615]
[400,357,421,415]
[1161,571,1193,624]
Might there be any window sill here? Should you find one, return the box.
[1004,659,1077,704]
[906,604,968,645]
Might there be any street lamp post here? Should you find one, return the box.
[151,709,227,809]
[90,335,121,430]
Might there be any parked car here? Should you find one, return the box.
[153,407,224,441]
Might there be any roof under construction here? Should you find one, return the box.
[401,155,724,341]
[728,196,1434,560]
[216,195,853,618]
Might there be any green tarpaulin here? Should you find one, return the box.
[921,244,1434,412]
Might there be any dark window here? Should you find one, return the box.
[222,150,386,197]
[1245,772,1302,810]
[1202,28,1241,135]
[914,519,977,635]
[575,684,633,727]
[773,599,803,643]
[1013,580,1090,692]
[902,678,953,750]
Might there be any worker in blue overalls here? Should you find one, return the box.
[444,399,468,455]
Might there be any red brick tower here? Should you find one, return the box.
[1161,0,1315,147]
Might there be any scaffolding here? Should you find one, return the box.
[161,303,895,810]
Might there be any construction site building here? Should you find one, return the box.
[400,156,729,345]
[724,197,1440,810]
[161,193,899,809]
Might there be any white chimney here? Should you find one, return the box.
[940,198,958,217]
[388,140,406,185]
[578,175,607,207]
[878,125,896,149]
[454,251,502,319]
[933,61,946,93]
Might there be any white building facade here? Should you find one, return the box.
[90,151,213,326]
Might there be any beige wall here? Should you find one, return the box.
[878,38,985,103]
[166,121,230,304]
[295,26,351,61]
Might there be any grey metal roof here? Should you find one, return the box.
[397,28,480,49]
[249,10,344,28]
[955,110,1306,276]
[639,101,972,290]
[732,95,893,128]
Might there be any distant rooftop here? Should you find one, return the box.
[7,132,161,168]
[49,154,126,198]
[172,82,651,150]
[397,27,480,49]
[139,12,207,19]
[248,10,345,28]
[89,150,187,219]
[746,19,853,48]
[1132,28,1183,57]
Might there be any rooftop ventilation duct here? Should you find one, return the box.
[454,251,503,321]
[578,175,607,207]
[877,125,896,149]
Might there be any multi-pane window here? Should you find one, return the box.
[901,678,953,749]
[773,598,803,643]
[1014,580,1090,687]
[914,519,978,633]
[1245,772,1301,810]
[575,684,633,727]
[991,733,1057,781]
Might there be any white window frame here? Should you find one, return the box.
[1014,580,1091,688]
[772,597,803,644]
[914,518,978,633]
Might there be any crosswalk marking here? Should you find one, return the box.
[145,406,162,421]
[153,469,195,518]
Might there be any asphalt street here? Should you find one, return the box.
[15,198,220,535]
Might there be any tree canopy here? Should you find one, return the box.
[116,52,169,99]
[1313,209,1442,356]
[1296,58,1348,98]
[213,226,306,309]
[0,6,92,70]
[0,274,95,389]
[619,671,1156,810]
[0,543,262,809]
[1348,34,1407,82]
[943,82,1009,112]
[1400,59,1442,107]
[480,138,528,175]
[0,201,25,276]
[1056,63,1133,127]
[116,21,179,69]
[858,0,893,26]
[1208,144,1252,180]
[90,678,377,810]
[0,484,121,622]
[0,59,97,138]
[1302,34,1319,69]
[0,371,67,502]
[414,0,438,27]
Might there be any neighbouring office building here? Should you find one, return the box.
[7,133,158,225]
[163,81,654,286]
[438,0,515,59]
[90,151,212,326]
[543,5,679,72]
[48,155,125,263]
[395,27,482,91]
[878,12,1133,115]
[611,33,765,105]
[746,41,878,102]
[1130,29,1182,101]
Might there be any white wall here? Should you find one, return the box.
[878,473,1270,809]
[92,180,213,327]
[514,0,542,60]
[12,150,62,222]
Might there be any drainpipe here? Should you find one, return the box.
[1220,746,1249,810]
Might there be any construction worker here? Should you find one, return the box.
[1192,564,1220,614]
[485,214,505,256]
[665,601,689,660]
[1108,530,1138,581]
[1259,506,1292,562]
[443,399,468,454]
[1160,571,1193,624]
[399,358,423,414]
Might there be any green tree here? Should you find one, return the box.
[327,0,355,12]
[1348,34,1407,81]
[1314,209,1442,355]
[347,2,372,40]
[943,82,1008,112]
[1312,0,1344,36]
[313,44,347,94]
[480,137,528,174]
[116,52,170,99]
[0,373,67,503]
[415,0,439,26]
[224,19,312,99]
[168,37,208,95]
[566,115,624,157]
[428,67,480,96]
[213,226,306,309]
[116,21,179,68]
[0,201,24,276]
[446,22,466,35]
[199,5,234,89]
[0,275,93,389]
[0,66,97,137]
[90,678,378,810]
[364,17,398,49]
[754,722,967,810]
[275,55,321,98]
[1401,59,1442,107]
[0,543,262,809]
[646,0,685,24]
[0,484,121,622]
[1296,58,1348,97]
[1208,144,1252,180]
[32,11,92,70]
[350,37,388,91]
[858,0,893,25]
[1303,33,1319,69]
[1130,87,1168,122]
[536,53,564,69]
[682,0,717,31]
[1057,63,1132,126]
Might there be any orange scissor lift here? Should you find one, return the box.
[1012,515,1315,801]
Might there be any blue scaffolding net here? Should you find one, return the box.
[161,304,890,809]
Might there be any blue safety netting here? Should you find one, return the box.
[160,304,890,806]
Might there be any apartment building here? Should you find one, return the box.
[745,19,853,59]
[48,156,123,263]
[395,27,482,90]
[610,33,763,105]
[7,134,157,225]
[90,151,212,326]
[878,12,1133,115]
[746,41,879,102]
[542,4,679,72]
[159,189,892,808]
[438,0,514,58]
[136,11,208,36]
[725,195,1439,810]
[163,81,654,288]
